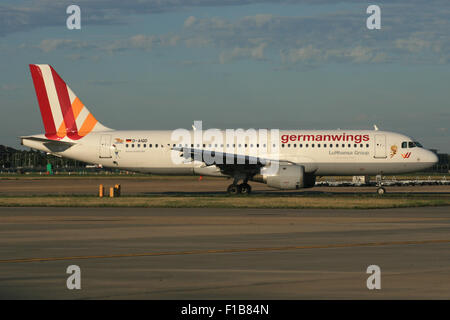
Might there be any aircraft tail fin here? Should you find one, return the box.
[29,64,110,140]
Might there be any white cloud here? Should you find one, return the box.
[25,3,450,67]
[184,16,197,28]
[219,42,268,64]
[37,39,90,53]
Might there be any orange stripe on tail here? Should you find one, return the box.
[72,97,84,119]
[57,122,66,138]
[79,113,98,136]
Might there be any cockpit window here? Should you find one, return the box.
[414,141,423,147]
[401,142,407,148]
[408,142,416,148]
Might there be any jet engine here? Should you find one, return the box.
[251,164,306,190]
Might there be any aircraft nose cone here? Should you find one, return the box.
[428,151,438,164]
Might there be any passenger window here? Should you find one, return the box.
[293,144,296,147]
[287,144,290,148]
[143,144,146,148]
[312,144,315,148]
[149,144,152,148]
[131,144,135,148]
[366,144,369,148]
[282,144,285,148]
[342,144,345,148]
[126,144,129,148]
[360,144,363,148]
[306,144,309,147]
[324,144,327,147]
[155,144,158,148]
[354,144,357,148]
[318,144,320,148]
[299,144,303,148]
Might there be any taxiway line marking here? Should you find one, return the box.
[1,239,449,264]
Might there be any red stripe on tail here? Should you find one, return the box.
[50,66,82,140]
[29,65,58,140]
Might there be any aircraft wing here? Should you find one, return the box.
[172,147,287,177]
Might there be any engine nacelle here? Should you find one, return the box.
[258,164,305,190]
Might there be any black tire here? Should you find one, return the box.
[239,183,252,195]
[227,184,240,195]
[376,187,386,195]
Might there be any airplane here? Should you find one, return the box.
[21,64,438,195]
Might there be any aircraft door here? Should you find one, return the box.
[374,134,387,158]
[99,135,112,158]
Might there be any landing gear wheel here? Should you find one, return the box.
[239,183,252,195]
[227,184,241,195]
[377,187,386,195]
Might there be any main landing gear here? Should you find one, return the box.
[227,177,252,195]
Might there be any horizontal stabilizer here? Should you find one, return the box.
[21,136,76,153]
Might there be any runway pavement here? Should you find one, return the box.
[0,206,449,299]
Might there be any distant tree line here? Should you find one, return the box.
[0,145,89,172]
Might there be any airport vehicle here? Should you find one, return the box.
[21,64,438,195]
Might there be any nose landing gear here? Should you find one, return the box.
[376,187,386,195]
[376,174,386,195]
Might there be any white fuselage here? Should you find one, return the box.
[22,129,438,177]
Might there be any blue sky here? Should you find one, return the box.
[0,0,449,152]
